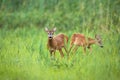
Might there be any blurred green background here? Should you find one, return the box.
[0,0,120,80]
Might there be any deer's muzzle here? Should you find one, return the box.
[100,45,104,48]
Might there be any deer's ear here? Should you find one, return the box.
[53,27,56,31]
[45,27,48,32]
[95,34,101,39]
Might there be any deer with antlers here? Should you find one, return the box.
[69,33,103,54]
[45,27,68,59]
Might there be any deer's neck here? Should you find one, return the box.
[48,38,55,48]
[87,38,96,45]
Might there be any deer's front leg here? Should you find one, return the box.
[88,46,92,54]
[53,50,56,58]
[50,50,52,57]
[83,46,86,55]
[50,50,55,60]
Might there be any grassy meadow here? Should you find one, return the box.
[0,0,120,80]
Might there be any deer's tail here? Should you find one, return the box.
[68,34,76,53]
[70,34,75,47]
[64,35,68,43]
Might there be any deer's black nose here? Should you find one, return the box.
[100,45,104,48]
[49,37,52,39]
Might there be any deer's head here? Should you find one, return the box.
[45,27,56,39]
[95,34,103,48]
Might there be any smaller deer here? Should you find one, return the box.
[45,27,68,59]
[69,33,103,54]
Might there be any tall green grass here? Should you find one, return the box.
[0,0,119,30]
[0,26,120,80]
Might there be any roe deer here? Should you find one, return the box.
[69,33,103,54]
[45,27,68,59]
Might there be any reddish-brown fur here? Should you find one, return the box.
[45,28,68,58]
[69,33,103,54]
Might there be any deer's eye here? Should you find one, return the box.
[51,32,54,34]
[99,41,102,43]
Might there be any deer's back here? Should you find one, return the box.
[54,34,66,47]
[72,33,87,46]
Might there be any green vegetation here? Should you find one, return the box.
[0,0,120,80]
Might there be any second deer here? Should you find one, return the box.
[69,33,103,54]
[45,27,68,59]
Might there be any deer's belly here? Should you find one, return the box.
[48,45,56,50]
[49,46,61,50]
[49,47,55,50]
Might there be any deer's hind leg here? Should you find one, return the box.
[69,45,73,53]
[63,46,69,56]
[58,48,64,58]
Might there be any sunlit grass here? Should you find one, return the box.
[0,27,119,80]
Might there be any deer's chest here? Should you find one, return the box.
[47,40,57,50]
